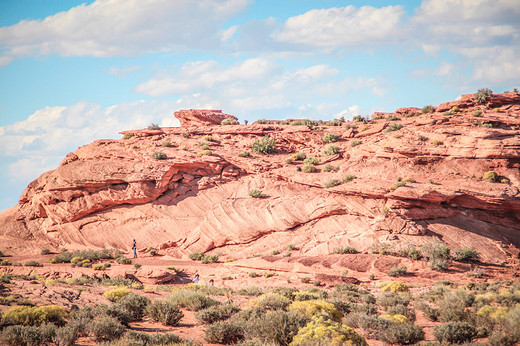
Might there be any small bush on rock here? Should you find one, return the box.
[473,88,493,104]
[483,170,498,182]
[151,151,166,160]
[221,118,239,125]
[453,247,479,262]
[322,133,340,143]
[252,136,276,154]
[324,145,339,155]
[249,189,268,198]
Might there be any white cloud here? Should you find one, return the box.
[335,105,362,120]
[0,100,179,182]
[135,57,384,118]
[275,5,405,47]
[0,0,250,64]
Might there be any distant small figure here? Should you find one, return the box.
[192,273,200,284]
[208,279,214,286]
[132,239,137,258]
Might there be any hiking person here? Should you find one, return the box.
[132,239,137,258]
[192,273,200,283]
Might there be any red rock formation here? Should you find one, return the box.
[174,109,238,127]
[1,94,520,266]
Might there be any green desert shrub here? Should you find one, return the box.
[322,133,340,143]
[161,140,172,147]
[201,254,219,263]
[1,305,67,326]
[388,266,407,277]
[0,324,57,346]
[324,179,342,188]
[434,321,477,344]
[331,246,357,254]
[483,170,498,182]
[146,299,184,326]
[422,105,435,114]
[89,316,126,342]
[322,164,339,172]
[288,300,343,322]
[453,247,479,262]
[168,289,219,311]
[291,152,307,161]
[53,325,78,346]
[116,293,150,321]
[148,123,160,130]
[40,248,51,255]
[252,135,276,154]
[377,292,411,309]
[422,240,450,271]
[151,151,166,160]
[205,321,244,344]
[324,145,339,155]
[249,189,268,198]
[386,115,401,122]
[240,310,308,345]
[238,150,250,157]
[124,330,181,345]
[473,88,493,104]
[188,251,204,260]
[255,293,291,311]
[385,123,403,132]
[95,303,132,326]
[102,287,130,302]
[123,132,134,139]
[350,140,362,147]
[378,322,425,345]
[221,118,239,125]
[195,304,240,324]
[302,163,317,173]
[24,260,43,267]
[291,315,367,346]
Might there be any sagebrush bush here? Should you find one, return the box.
[24,260,43,267]
[324,179,342,188]
[168,289,219,311]
[291,315,367,346]
[422,240,450,271]
[102,287,130,302]
[95,303,132,326]
[388,266,407,277]
[53,325,78,346]
[473,88,493,104]
[453,247,479,262]
[1,305,67,326]
[255,293,291,311]
[331,246,357,254]
[151,151,166,160]
[124,330,181,345]
[242,310,308,345]
[148,123,160,130]
[205,321,244,344]
[350,140,362,147]
[422,105,435,114]
[221,118,239,125]
[201,254,219,263]
[89,316,126,342]
[302,163,317,173]
[377,292,410,309]
[249,189,268,198]
[322,133,340,143]
[238,150,250,157]
[386,123,403,132]
[378,322,425,345]
[188,251,203,260]
[1,324,57,346]
[117,256,132,264]
[146,299,184,326]
[195,304,240,324]
[288,300,342,322]
[434,321,477,344]
[252,135,276,154]
[324,145,339,155]
[116,293,150,321]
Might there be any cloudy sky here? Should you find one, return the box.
[0,0,519,211]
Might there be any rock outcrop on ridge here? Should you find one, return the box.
[1,93,519,265]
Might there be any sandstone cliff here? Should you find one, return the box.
[1,93,519,264]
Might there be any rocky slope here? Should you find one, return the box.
[1,93,520,265]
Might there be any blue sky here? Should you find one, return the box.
[0,0,519,211]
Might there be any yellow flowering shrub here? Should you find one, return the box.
[290,315,367,346]
[102,287,130,302]
[288,300,342,322]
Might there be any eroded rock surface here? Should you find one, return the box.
[1,94,520,265]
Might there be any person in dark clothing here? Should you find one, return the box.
[132,239,137,258]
